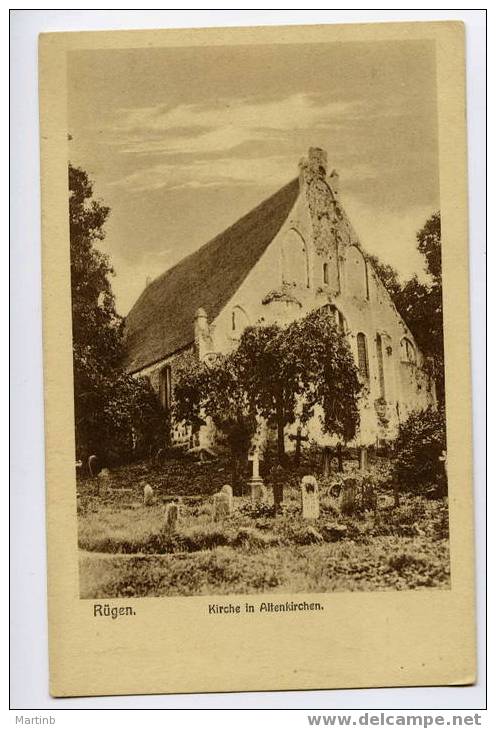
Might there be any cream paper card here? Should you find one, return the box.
[39,21,475,697]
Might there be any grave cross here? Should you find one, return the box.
[248,449,261,480]
[288,427,309,466]
[248,447,266,503]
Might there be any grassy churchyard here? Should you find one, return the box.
[78,449,450,598]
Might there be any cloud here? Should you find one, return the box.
[108,93,362,157]
[109,154,301,193]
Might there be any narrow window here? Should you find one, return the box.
[401,337,417,364]
[159,366,172,411]
[364,259,370,300]
[322,304,347,334]
[232,310,236,331]
[357,333,369,379]
[337,310,346,334]
[323,262,329,285]
[282,229,308,287]
[376,334,386,398]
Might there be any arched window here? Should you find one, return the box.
[401,337,417,364]
[323,262,329,285]
[282,229,309,287]
[231,306,249,337]
[357,333,369,379]
[159,365,172,412]
[320,304,347,334]
[336,309,347,334]
[376,334,386,398]
[346,246,369,300]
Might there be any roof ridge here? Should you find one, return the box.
[123,176,300,372]
[138,177,300,301]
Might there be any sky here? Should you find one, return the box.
[67,39,439,315]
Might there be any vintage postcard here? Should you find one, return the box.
[39,21,475,697]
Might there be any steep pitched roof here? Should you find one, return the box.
[123,177,300,373]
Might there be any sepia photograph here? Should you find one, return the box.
[68,39,450,600]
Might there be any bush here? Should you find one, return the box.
[238,502,274,519]
[393,407,447,493]
[289,525,324,545]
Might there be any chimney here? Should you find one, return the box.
[299,147,328,189]
[194,307,211,360]
[308,147,328,177]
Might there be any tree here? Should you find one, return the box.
[394,213,445,404]
[285,308,362,443]
[173,351,256,493]
[234,324,301,463]
[175,310,362,469]
[238,311,361,460]
[366,254,403,299]
[69,164,166,465]
[393,406,447,494]
[416,211,441,286]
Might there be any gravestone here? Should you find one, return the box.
[288,427,308,467]
[164,502,179,531]
[213,492,232,521]
[322,446,332,477]
[250,482,267,504]
[273,482,283,514]
[359,446,369,472]
[143,483,153,506]
[88,454,98,477]
[271,466,285,515]
[339,478,357,514]
[220,484,234,513]
[361,479,377,512]
[300,475,320,520]
[248,448,266,503]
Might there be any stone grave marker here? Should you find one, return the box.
[301,475,320,520]
[88,454,98,477]
[288,427,308,466]
[359,447,369,472]
[251,481,267,504]
[213,492,232,521]
[143,483,154,506]
[361,478,377,512]
[165,502,179,531]
[248,448,266,503]
[271,465,285,515]
[220,484,234,513]
[339,478,357,514]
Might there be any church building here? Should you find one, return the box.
[123,148,436,451]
